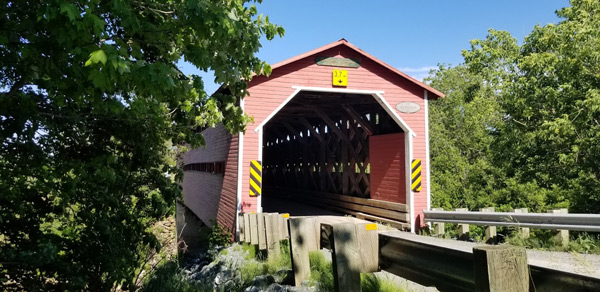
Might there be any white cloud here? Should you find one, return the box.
[398,66,437,81]
[398,66,438,73]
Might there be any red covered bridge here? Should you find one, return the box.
[178,39,444,240]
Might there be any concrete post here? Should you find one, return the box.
[480,207,497,244]
[455,208,470,241]
[549,209,569,246]
[513,208,530,239]
[432,208,445,236]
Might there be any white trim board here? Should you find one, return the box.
[253,88,301,132]
[257,127,263,213]
[372,92,416,137]
[291,86,384,95]
[425,90,432,216]
[235,98,245,239]
[406,133,415,232]
[254,86,415,137]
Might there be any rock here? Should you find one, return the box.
[180,243,318,292]
[300,280,312,287]
[200,260,220,274]
[244,286,261,292]
[273,269,293,285]
[252,274,275,288]
[215,269,236,286]
[220,279,239,292]
[265,283,287,292]
[286,285,316,292]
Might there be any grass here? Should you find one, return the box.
[240,259,268,286]
[230,241,293,289]
[308,251,405,292]
[309,251,334,292]
[506,230,600,254]
[362,274,405,292]
[264,240,292,274]
[426,221,600,255]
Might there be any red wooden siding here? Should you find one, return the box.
[216,133,238,234]
[181,124,238,232]
[369,133,406,204]
[242,42,430,228]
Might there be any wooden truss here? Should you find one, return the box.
[262,92,402,198]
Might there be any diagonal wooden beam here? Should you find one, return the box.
[298,118,325,144]
[282,121,308,145]
[313,108,353,145]
[342,104,373,135]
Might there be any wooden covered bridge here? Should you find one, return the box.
[178,39,444,239]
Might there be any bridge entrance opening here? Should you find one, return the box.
[261,90,410,229]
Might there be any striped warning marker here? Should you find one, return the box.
[411,159,422,192]
[249,160,262,197]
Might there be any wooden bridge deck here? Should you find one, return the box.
[262,196,342,216]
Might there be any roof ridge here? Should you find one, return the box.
[268,39,444,98]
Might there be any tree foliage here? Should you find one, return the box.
[428,0,600,213]
[0,0,282,290]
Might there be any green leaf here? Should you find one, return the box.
[262,62,272,76]
[86,50,107,66]
[60,3,79,21]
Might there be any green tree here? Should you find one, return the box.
[428,0,600,214]
[427,30,529,211]
[0,0,282,290]
[497,0,600,212]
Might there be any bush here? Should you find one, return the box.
[208,221,233,250]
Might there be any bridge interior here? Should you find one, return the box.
[261,91,409,228]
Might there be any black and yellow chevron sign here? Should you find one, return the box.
[411,159,422,192]
[249,160,262,197]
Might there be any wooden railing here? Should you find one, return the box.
[237,212,600,292]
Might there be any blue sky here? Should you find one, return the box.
[179,0,568,94]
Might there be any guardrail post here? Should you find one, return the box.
[238,213,245,242]
[265,213,281,259]
[281,213,290,239]
[513,208,530,239]
[455,208,470,241]
[549,209,569,246]
[480,207,497,244]
[258,213,267,254]
[432,208,445,236]
[249,213,258,245]
[243,213,251,244]
[331,223,361,292]
[289,217,319,286]
[473,245,529,292]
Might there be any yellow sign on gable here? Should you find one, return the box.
[332,69,348,87]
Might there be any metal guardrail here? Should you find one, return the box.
[238,212,600,292]
[379,232,475,292]
[379,230,600,292]
[423,209,600,232]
